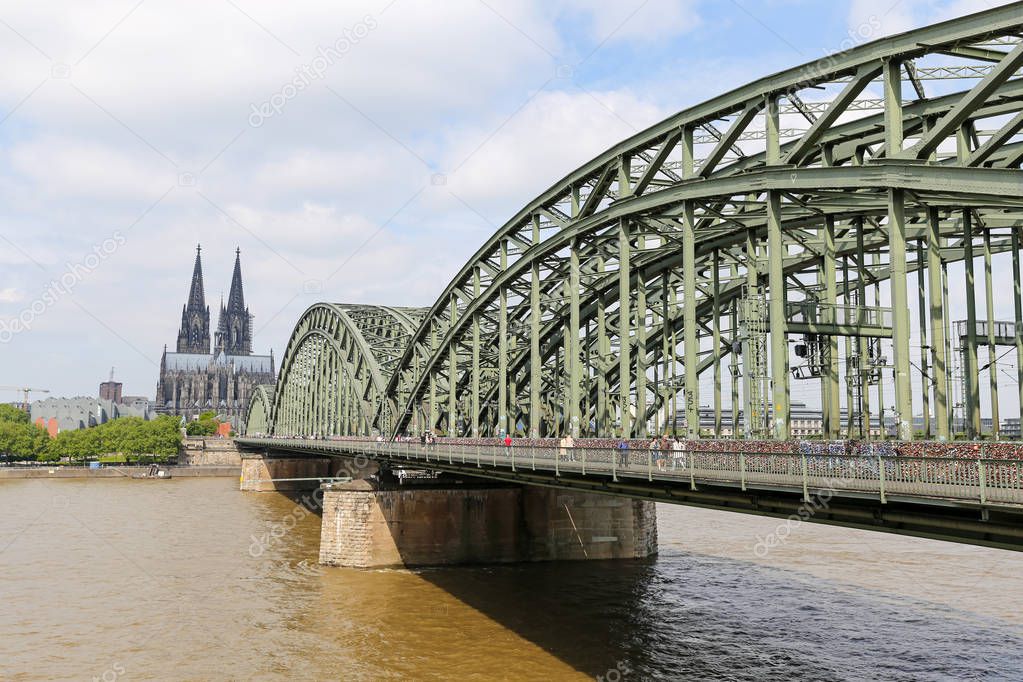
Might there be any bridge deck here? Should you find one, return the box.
[239,438,1023,508]
[238,438,1023,550]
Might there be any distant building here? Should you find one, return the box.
[155,246,275,428]
[99,379,122,403]
[31,396,153,436]
[121,396,152,413]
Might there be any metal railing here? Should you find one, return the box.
[238,438,1023,507]
[785,301,893,329]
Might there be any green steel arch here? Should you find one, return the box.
[241,384,274,436]
[261,304,426,436]
[251,5,1023,443]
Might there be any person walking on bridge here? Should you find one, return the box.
[672,437,686,470]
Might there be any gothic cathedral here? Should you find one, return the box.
[156,246,275,428]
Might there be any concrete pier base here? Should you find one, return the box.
[239,453,333,491]
[318,479,657,568]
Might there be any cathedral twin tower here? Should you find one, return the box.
[157,245,275,427]
[177,245,253,355]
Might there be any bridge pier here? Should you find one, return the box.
[240,452,377,492]
[318,478,657,568]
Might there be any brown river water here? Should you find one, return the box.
[1,477,1021,681]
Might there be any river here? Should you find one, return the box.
[1,477,1021,680]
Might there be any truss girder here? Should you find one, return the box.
[246,6,1023,442]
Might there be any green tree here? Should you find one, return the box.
[47,416,183,463]
[0,404,29,424]
[0,420,49,460]
[185,411,220,436]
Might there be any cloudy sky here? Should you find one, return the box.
[0,0,1012,402]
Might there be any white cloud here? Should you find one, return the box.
[556,0,702,43]
[848,0,1017,38]
[439,87,669,215]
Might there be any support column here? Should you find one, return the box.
[927,209,949,441]
[730,297,740,438]
[498,240,509,436]
[856,221,871,438]
[916,240,931,438]
[712,249,722,437]
[767,191,789,439]
[661,271,672,435]
[618,219,632,438]
[984,228,999,438]
[963,211,981,437]
[597,256,609,436]
[682,201,699,439]
[888,188,913,441]
[744,228,759,438]
[823,216,840,438]
[529,221,542,438]
[635,238,648,438]
[1014,227,1023,431]
[568,240,582,438]
[471,268,481,437]
[943,259,954,436]
[448,294,458,436]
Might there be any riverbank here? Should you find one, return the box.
[0,465,240,479]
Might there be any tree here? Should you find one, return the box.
[0,404,29,424]
[0,420,49,460]
[185,411,220,436]
[46,416,183,462]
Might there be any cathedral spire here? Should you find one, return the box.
[187,244,206,310]
[176,244,211,354]
[227,247,245,312]
[215,247,253,355]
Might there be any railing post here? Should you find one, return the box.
[476,444,481,468]
[648,447,653,482]
[449,446,453,465]
[511,445,516,472]
[740,452,746,492]
[801,453,809,502]
[878,455,886,504]
[581,447,586,475]
[689,451,695,491]
[612,446,618,482]
[494,446,498,468]
[531,445,536,471]
[555,445,560,476]
[979,459,987,505]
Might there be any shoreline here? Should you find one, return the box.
[0,465,240,479]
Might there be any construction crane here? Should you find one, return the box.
[0,386,51,413]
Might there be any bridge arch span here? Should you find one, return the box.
[251,6,1023,443]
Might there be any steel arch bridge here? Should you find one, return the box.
[246,5,1023,444]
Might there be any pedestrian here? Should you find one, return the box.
[617,437,629,467]
[673,437,686,470]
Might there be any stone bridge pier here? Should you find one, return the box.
[239,452,378,492]
[318,477,657,568]
[239,453,657,568]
